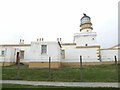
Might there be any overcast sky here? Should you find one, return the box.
[0,0,118,48]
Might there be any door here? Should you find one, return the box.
[16,52,20,64]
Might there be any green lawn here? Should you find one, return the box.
[2,64,118,82]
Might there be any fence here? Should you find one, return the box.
[1,56,118,82]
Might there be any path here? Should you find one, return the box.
[0,80,119,88]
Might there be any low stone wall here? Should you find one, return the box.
[29,62,61,68]
[0,62,15,66]
[0,61,116,68]
[61,61,115,67]
[29,61,115,68]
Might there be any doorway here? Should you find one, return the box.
[16,52,20,64]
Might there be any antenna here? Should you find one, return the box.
[83,13,86,16]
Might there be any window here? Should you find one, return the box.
[41,45,47,54]
[61,50,65,59]
[85,44,88,46]
[20,50,24,59]
[1,50,5,56]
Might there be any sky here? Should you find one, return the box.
[0,0,118,48]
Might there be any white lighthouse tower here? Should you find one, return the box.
[74,13,97,46]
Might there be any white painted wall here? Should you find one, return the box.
[0,46,31,63]
[13,46,31,62]
[30,41,61,62]
[0,43,118,64]
[80,29,92,33]
[5,48,16,62]
[101,49,118,61]
[0,47,6,62]
[0,47,16,62]
[74,32,97,46]
[62,45,99,62]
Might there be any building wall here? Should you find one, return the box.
[0,46,5,62]
[29,41,61,68]
[29,41,61,62]
[0,45,31,64]
[62,45,100,62]
[61,61,115,67]
[14,46,31,63]
[29,62,61,68]
[0,43,119,68]
[74,32,97,46]
[0,47,16,66]
[0,47,15,62]
[101,49,118,61]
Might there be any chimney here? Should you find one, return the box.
[42,38,44,41]
[20,39,21,42]
[37,38,44,42]
[57,38,59,41]
[57,38,62,43]
[60,38,62,41]
[59,38,62,43]
[19,39,24,44]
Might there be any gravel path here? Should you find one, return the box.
[0,80,119,88]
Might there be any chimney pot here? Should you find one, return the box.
[57,38,59,41]
[42,38,44,41]
[60,38,61,41]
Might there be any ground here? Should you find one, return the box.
[1,84,119,90]
[2,64,118,82]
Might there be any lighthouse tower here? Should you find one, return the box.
[74,13,97,46]
[80,13,93,32]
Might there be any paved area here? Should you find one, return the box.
[0,80,119,88]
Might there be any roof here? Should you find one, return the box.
[0,44,31,47]
[81,13,90,20]
[0,42,62,48]
[61,43,76,45]
[108,44,120,49]
[101,44,120,50]
[76,45,100,48]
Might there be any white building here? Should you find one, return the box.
[100,44,119,62]
[29,40,62,68]
[0,41,31,66]
[0,14,119,68]
[61,14,101,66]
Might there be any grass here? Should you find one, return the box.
[2,64,118,82]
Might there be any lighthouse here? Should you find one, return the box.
[80,13,93,32]
[74,13,97,46]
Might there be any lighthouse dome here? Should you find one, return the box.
[80,13,93,31]
[81,13,91,24]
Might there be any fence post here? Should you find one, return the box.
[80,55,83,81]
[114,56,117,65]
[49,57,51,81]
[114,56,118,81]
[17,57,20,79]
[2,48,7,67]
